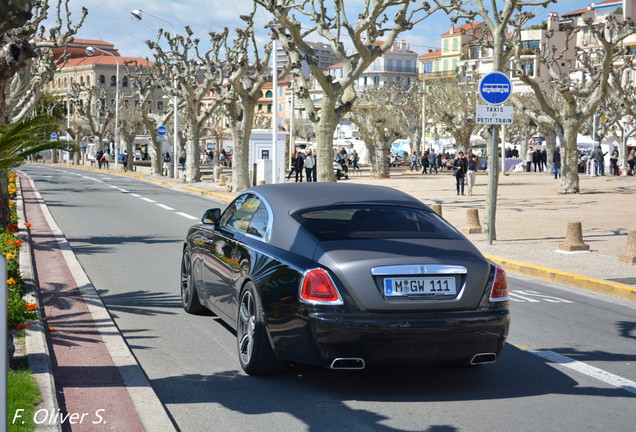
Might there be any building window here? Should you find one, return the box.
[387,59,393,71]
[158,100,163,111]
[396,59,402,72]
[453,38,458,51]
[267,104,272,113]
[374,76,380,86]
[122,76,128,87]
[265,90,273,98]
[99,75,105,85]
[258,104,263,112]
[110,76,116,87]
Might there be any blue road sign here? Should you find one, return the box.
[478,72,512,105]
[157,125,167,136]
[50,133,58,141]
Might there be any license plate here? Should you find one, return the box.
[384,277,456,297]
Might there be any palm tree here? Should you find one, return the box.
[0,115,72,225]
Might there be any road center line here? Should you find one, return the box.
[130,193,141,197]
[156,204,175,211]
[175,212,198,220]
[140,197,156,203]
[529,350,636,395]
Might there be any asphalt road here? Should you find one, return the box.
[21,164,636,432]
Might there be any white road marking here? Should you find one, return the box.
[140,197,156,203]
[509,292,541,303]
[156,204,175,211]
[175,212,198,220]
[120,189,129,193]
[509,291,573,303]
[109,185,119,189]
[130,193,141,197]
[530,350,636,395]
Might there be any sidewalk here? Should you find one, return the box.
[103,163,636,300]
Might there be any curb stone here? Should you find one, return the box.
[485,255,636,301]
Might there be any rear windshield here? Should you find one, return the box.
[296,206,463,241]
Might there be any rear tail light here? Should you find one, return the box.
[300,269,343,305]
[490,266,509,302]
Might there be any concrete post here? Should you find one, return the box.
[463,208,482,234]
[219,174,227,187]
[558,221,590,251]
[431,204,442,217]
[619,230,636,263]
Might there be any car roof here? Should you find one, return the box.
[247,183,427,215]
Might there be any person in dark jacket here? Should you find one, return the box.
[533,148,542,172]
[293,151,304,182]
[453,152,468,195]
[553,146,561,179]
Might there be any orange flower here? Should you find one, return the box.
[26,303,37,311]
[17,323,26,330]
[4,253,14,260]
[6,225,18,233]
[7,239,13,246]
[48,327,56,332]
[23,222,31,228]
[14,240,22,248]
[7,277,17,286]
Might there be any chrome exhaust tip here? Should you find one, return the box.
[470,353,497,365]
[329,358,366,370]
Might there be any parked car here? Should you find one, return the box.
[180,183,510,375]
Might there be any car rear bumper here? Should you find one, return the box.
[307,309,510,366]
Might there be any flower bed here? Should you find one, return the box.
[5,172,37,335]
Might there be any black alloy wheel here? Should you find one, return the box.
[237,282,286,375]
[180,248,205,314]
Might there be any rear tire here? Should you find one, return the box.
[180,248,206,314]
[237,282,286,375]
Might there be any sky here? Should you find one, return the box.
[45,0,588,60]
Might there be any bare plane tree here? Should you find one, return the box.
[425,78,479,154]
[349,85,407,178]
[509,15,635,193]
[256,0,446,181]
[146,27,228,182]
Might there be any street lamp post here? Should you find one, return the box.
[131,9,179,179]
[86,46,120,170]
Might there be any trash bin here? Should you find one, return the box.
[168,163,174,178]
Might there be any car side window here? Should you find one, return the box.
[246,202,269,239]
[220,194,261,233]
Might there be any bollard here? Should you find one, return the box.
[619,230,636,263]
[431,204,442,217]
[462,208,482,234]
[219,174,227,186]
[558,221,590,251]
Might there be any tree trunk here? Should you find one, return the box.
[543,127,557,174]
[373,139,391,178]
[184,122,201,182]
[151,139,162,175]
[559,123,580,194]
[232,105,254,192]
[316,101,338,182]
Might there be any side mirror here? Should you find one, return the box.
[202,208,221,225]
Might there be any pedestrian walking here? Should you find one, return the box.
[533,148,542,172]
[526,147,533,172]
[420,151,429,174]
[428,149,438,174]
[541,148,547,172]
[293,151,304,182]
[101,149,109,170]
[592,145,605,176]
[179,151,186,171]
[628,149,635,175]
[304,151,316,182]
[96,148,104,169]
[410,152,418,171]
[121,151,128,172]
[466,150,478,195]
[610,146,619,176]
[453,151,468,195]
[162,152,171,176]
[350,149,360,170]
[553,146,561,179]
